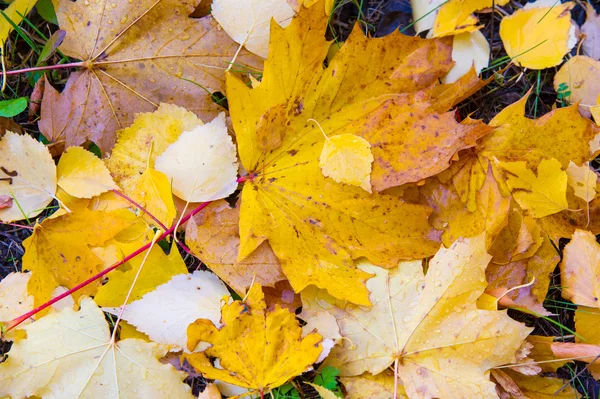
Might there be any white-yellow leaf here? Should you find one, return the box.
[442,31,489,84]
[566,161,597,203]
[0,131,56,222]
[319,134,374,193]
[155,113,238,202]
[212,0,295,58]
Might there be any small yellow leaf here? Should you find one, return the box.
[306,383,338,399]
[56,146,118,198]
[319,134,374,193]
[499,2,576,69]
[0,0,37,46]
[0,272,33,340]
[498,158,569,218]
[0,131,56,222]
[566,161,597,203]
[554,55,600,118]
[442,31,489,84]
[185,283,323,392]
[341,371,408,399]
[560,229,600,308]
[130,167,176,227]
[433,0,510,37]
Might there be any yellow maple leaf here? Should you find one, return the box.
[185,283,323,395]
[482,91,600,168]
[38,1,261,153]
[0,131,56,222]
[319,133,374,192]
[94,242,187,307]
[560,229,600,308]
[185,200,285,294]
[230,1,488,304]
[310,235,532,398]
[56,146,119,198]
[23,208,137,314]
[499,2,576,69]
[0,297,194,398]
[497,158,569,218]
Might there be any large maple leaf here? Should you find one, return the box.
[230,1,489,305]
[39,0,261,154]
[306,235,532,399]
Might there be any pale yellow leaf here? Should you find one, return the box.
[212,0,295,58]
[560,229,600,307]
[442,31,489,84]
[0,131,56,222]
[0,297,194,399]
[56,146,118,198]
[319,134,373,192]
[306,383,338,399]
[566,161,597,203]
[155,113,238,202]
[554,55,600,118]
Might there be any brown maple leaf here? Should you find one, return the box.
[39,0,262,154]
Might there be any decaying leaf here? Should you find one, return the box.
[0,131,57,222]
[23,209,136,314]
[554,55,600,118]
[496,158,569,219]
[56,146,118,198]
[105,271,229,351]
[315,235,532,398]
[0,272,34,339]
[341,370,408,399]
[492,368,578,399]
[499,2,576,69]
[185,283,323,393]
[0,297,195,399]
[212,0,295,58]
[582,3,600,61]
[155,113,238,202]
[566,161,597,203]
[186,200,285,294]
[39,0,261,154]
[319,133,374,192]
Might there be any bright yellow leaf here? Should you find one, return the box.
[0,131,56,222]
[554,55,600,118]
[106,103,202,194]
[319,134,374,192]
[56,146,118,198]
[130,167,176,227]
[0,298,194,399]
[185,283,323,393]
[499,2,576,69]
[566,161,597,203]
[94,243,187,307]
[0,0,37,46]
[433,0,510,37]
[560,229,600,308]
[497,158,569,218]
[23,209,136,315]
[315,235,532,398]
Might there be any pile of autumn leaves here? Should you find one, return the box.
[2,0,600,398]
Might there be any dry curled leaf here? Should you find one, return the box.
[40,0,261,154]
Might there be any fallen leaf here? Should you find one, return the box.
[560,229,600,307]
[0,131,56,222]
[94,242,188,307]
[0,0,37,45]
[554,55,600,118]
[582,3,600,61]
[341,370,408,399]
[155,113,238,202]
[411,0,445,34]
[104,271,229,352]
[0,272,34,339]
[433,0,510,37]
[40,0,261,154]
[566,161,597,203]
[527,335,570,373]
[56,146,118,198]
[185,200,285,294]
[492,368,578,399]
[185,283,323,393]
[306,382,338,399]
[319,235,532,399]
[263,280,301,313]
[319,133,374,192]
[198,383,222,399]
[499,2,576,69]
[575,306,600,344]
[551,342,600,365]
[0,297,195,399]
[212,0,295,58]
[496,158,569,218]
[106,103,202,194]
[23,208,136,315]
[130,166,177,227]
[442,31,489,84]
